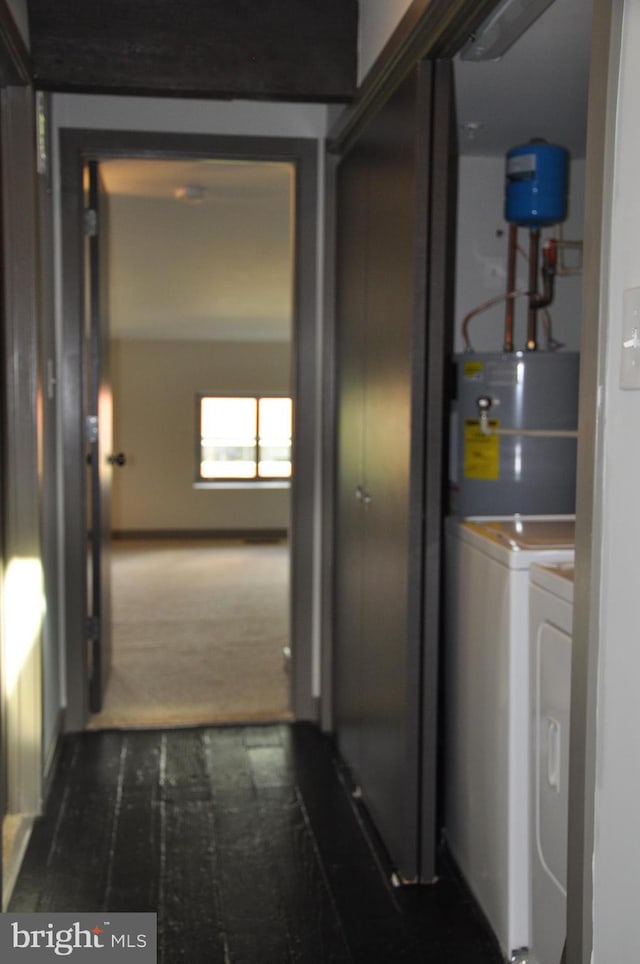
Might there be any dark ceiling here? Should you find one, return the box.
[26,0,358,102]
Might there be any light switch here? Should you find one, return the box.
[621,287,640,389]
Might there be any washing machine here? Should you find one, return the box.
[444,516,575,961]
[528,562,574,964]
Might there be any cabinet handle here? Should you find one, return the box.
[362,491,372,506]
[355,485,364,501]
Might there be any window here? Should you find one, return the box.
[197,395,292,482]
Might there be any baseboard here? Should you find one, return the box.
[112,528,288,543]
[43,709,65,801]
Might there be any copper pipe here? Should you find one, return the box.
[461,288,528,351]
[527,228,540,351]
[504,222,518,352]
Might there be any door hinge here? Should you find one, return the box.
[86,415,98,444]
[84,208,98,236]
[86,616,99,642]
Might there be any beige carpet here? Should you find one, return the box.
[88,539,292,729]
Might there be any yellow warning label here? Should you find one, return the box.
[464,419,500,480]
[462,360,484,382]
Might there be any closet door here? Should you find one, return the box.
[357,70,419,876]
[334,148,369,781]
[333,60,456,883]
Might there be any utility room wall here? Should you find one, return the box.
[110,337,291,533]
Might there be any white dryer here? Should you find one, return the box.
[444,516,575,960]
[529,562,574,964]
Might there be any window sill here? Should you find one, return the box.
[193,480,291,491]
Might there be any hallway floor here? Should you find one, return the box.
[9,724,502,963]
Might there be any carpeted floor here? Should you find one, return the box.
[88,539,292,730]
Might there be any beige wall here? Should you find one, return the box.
[111,338,291,532]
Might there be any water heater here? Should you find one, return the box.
[449,351,579,516]
[505,140,569,227]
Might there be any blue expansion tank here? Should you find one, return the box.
[505,140,569,227]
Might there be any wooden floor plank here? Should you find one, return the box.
[208,788,296,964]
[159,731,227,964]
[8,723,503,964]
[7,739,79,912]
[160,797,226,964]
[104,731,163,912]
[14,732,126,912]
[254,784,353,964]
[203,727,255,793]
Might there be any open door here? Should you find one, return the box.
[84,160,116,713]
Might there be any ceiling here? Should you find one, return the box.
[454,0,593,158]
[101,0,593,344]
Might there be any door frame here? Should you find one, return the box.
[59,128,319,730]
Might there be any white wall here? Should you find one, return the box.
[52,94,331,139]
[111,338,291,532]
[591,2,640,958]
[357,0,414,83]
[454,156,585,354]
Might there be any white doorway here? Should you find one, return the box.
[90,156,295,727]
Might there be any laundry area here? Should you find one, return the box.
[441,3,586,960]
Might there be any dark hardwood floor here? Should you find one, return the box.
[9,724,502,963]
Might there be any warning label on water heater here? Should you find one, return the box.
[461,360,484,382]
[463,420,500,480]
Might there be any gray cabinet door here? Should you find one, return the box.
[333,60,456,882]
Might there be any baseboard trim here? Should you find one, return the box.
[43,709,65,800]
[112,529,289,543]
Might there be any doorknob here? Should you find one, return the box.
[107,452,127,466]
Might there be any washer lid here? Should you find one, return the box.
[477,518,575,551]
[449,515,576,568]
